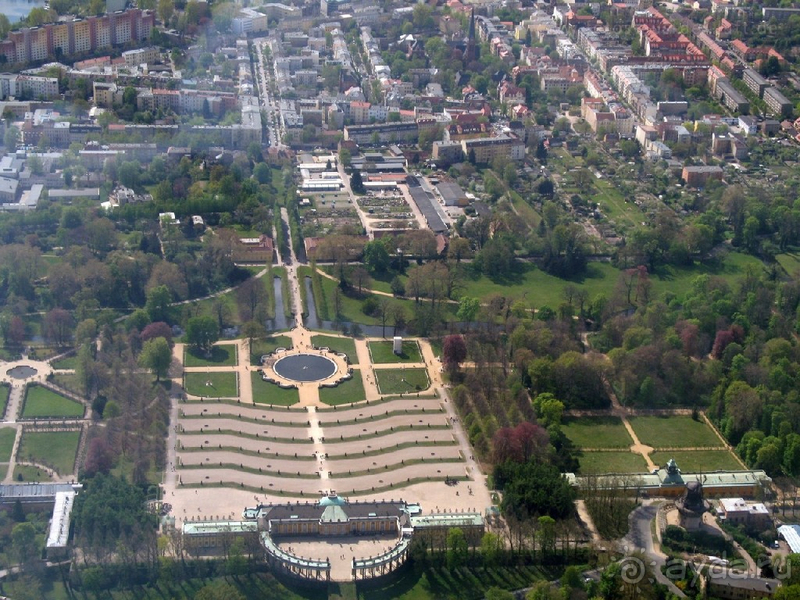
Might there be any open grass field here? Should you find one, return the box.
[375,368,430,395]
[649,450,742,473]
[0,427,16,462]
[369,340,422,364]
[13,463,54,482]
[51,354,78,370]
[250,335,294,365]
[562,417,633,449]
[457,252,764,309]
[628,416,721,449]
[22,385,84,419]
[578,451,648,475]
[19,430,80,475]
[250,372,299,406]
[776,252,800,277]
[184,372,238,398]
[311,335,359,364]
[184,344,238,367]
[319,376,366,406]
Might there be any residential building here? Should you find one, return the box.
[742,68,769,97]
[763,87,793,118]
[462,134,524,163]
[706,574,777,599]
[717,498,770,528]
[681,165,723,187]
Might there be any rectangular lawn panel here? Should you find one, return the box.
[649,450,742,473]
[628,416,721,449]
[578,451,648,475]
[319,375,366,406]
[20,430,80,475]
[184,372,238,398]
[13,463,53,482]
[0,427,16,462]
[0,383,8,417]
[22,385,84,419]
[250,372,299,406]
[368,340,422,364]
[184,344,238,367]
[51,355,78,369]
[375,368,430,395]
[311,335,359,364]
[250,335,294,365]
[562,417,633,449]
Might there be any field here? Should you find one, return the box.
[21,385,85,419]
[311,335,359,364]
[628,416,721,449]
[375,368,430,395]
[649,450,742,473]
[250,335,294,365]
[184,344,238,367]
[250,372,299,406]
[456,252,764,309]
[578,451,648,475]
[368,341,422,364]
[319,376,366,406]
[561,417,632,449]
[0,427,16,462]
[183,372,238,398]
[12,463,54,482]
[19,430,80,475]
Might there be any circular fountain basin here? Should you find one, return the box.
[273,354,337,382]
[7,365,38,379]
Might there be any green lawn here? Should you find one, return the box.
[562,417,633,449]
[250,372,299,406]
[184,344,238,367]
[319,376,366,406]
[22,385,84,419]
[457,252,764,309]
[250,335,294,365]
[311,335,359,364]
[368,341,422,364]
[628,416,722,449]
[19,430,80,475]
[0,383,9,418]
[51,354,78,370]
[776,252,800,277]
[375,368,430,395]
[578,451,648,475]
[649,450,742,473]
[184,372,239,398]
[0,428,16,462]
[12,463,54,482]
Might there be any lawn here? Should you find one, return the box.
[0,383,8,418]
[184,372,239,398]
[12,463,54,482]
[250,335,294,365]
[51,354,78,370]
[375,368,430,395]
[311,335,359,364]
[776,252,800,277]
[628,416,722,449]
[22,385,85,419]
[19,430,80,475]
[319,376,366,406]
[250,372,299,406]
[0,427,16,462]
[368,341,422,364]
[184,344,238,367]
[562,417,633,449]
[456,252,764,309]
[578,451,648,475]
[649,450,742,473]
